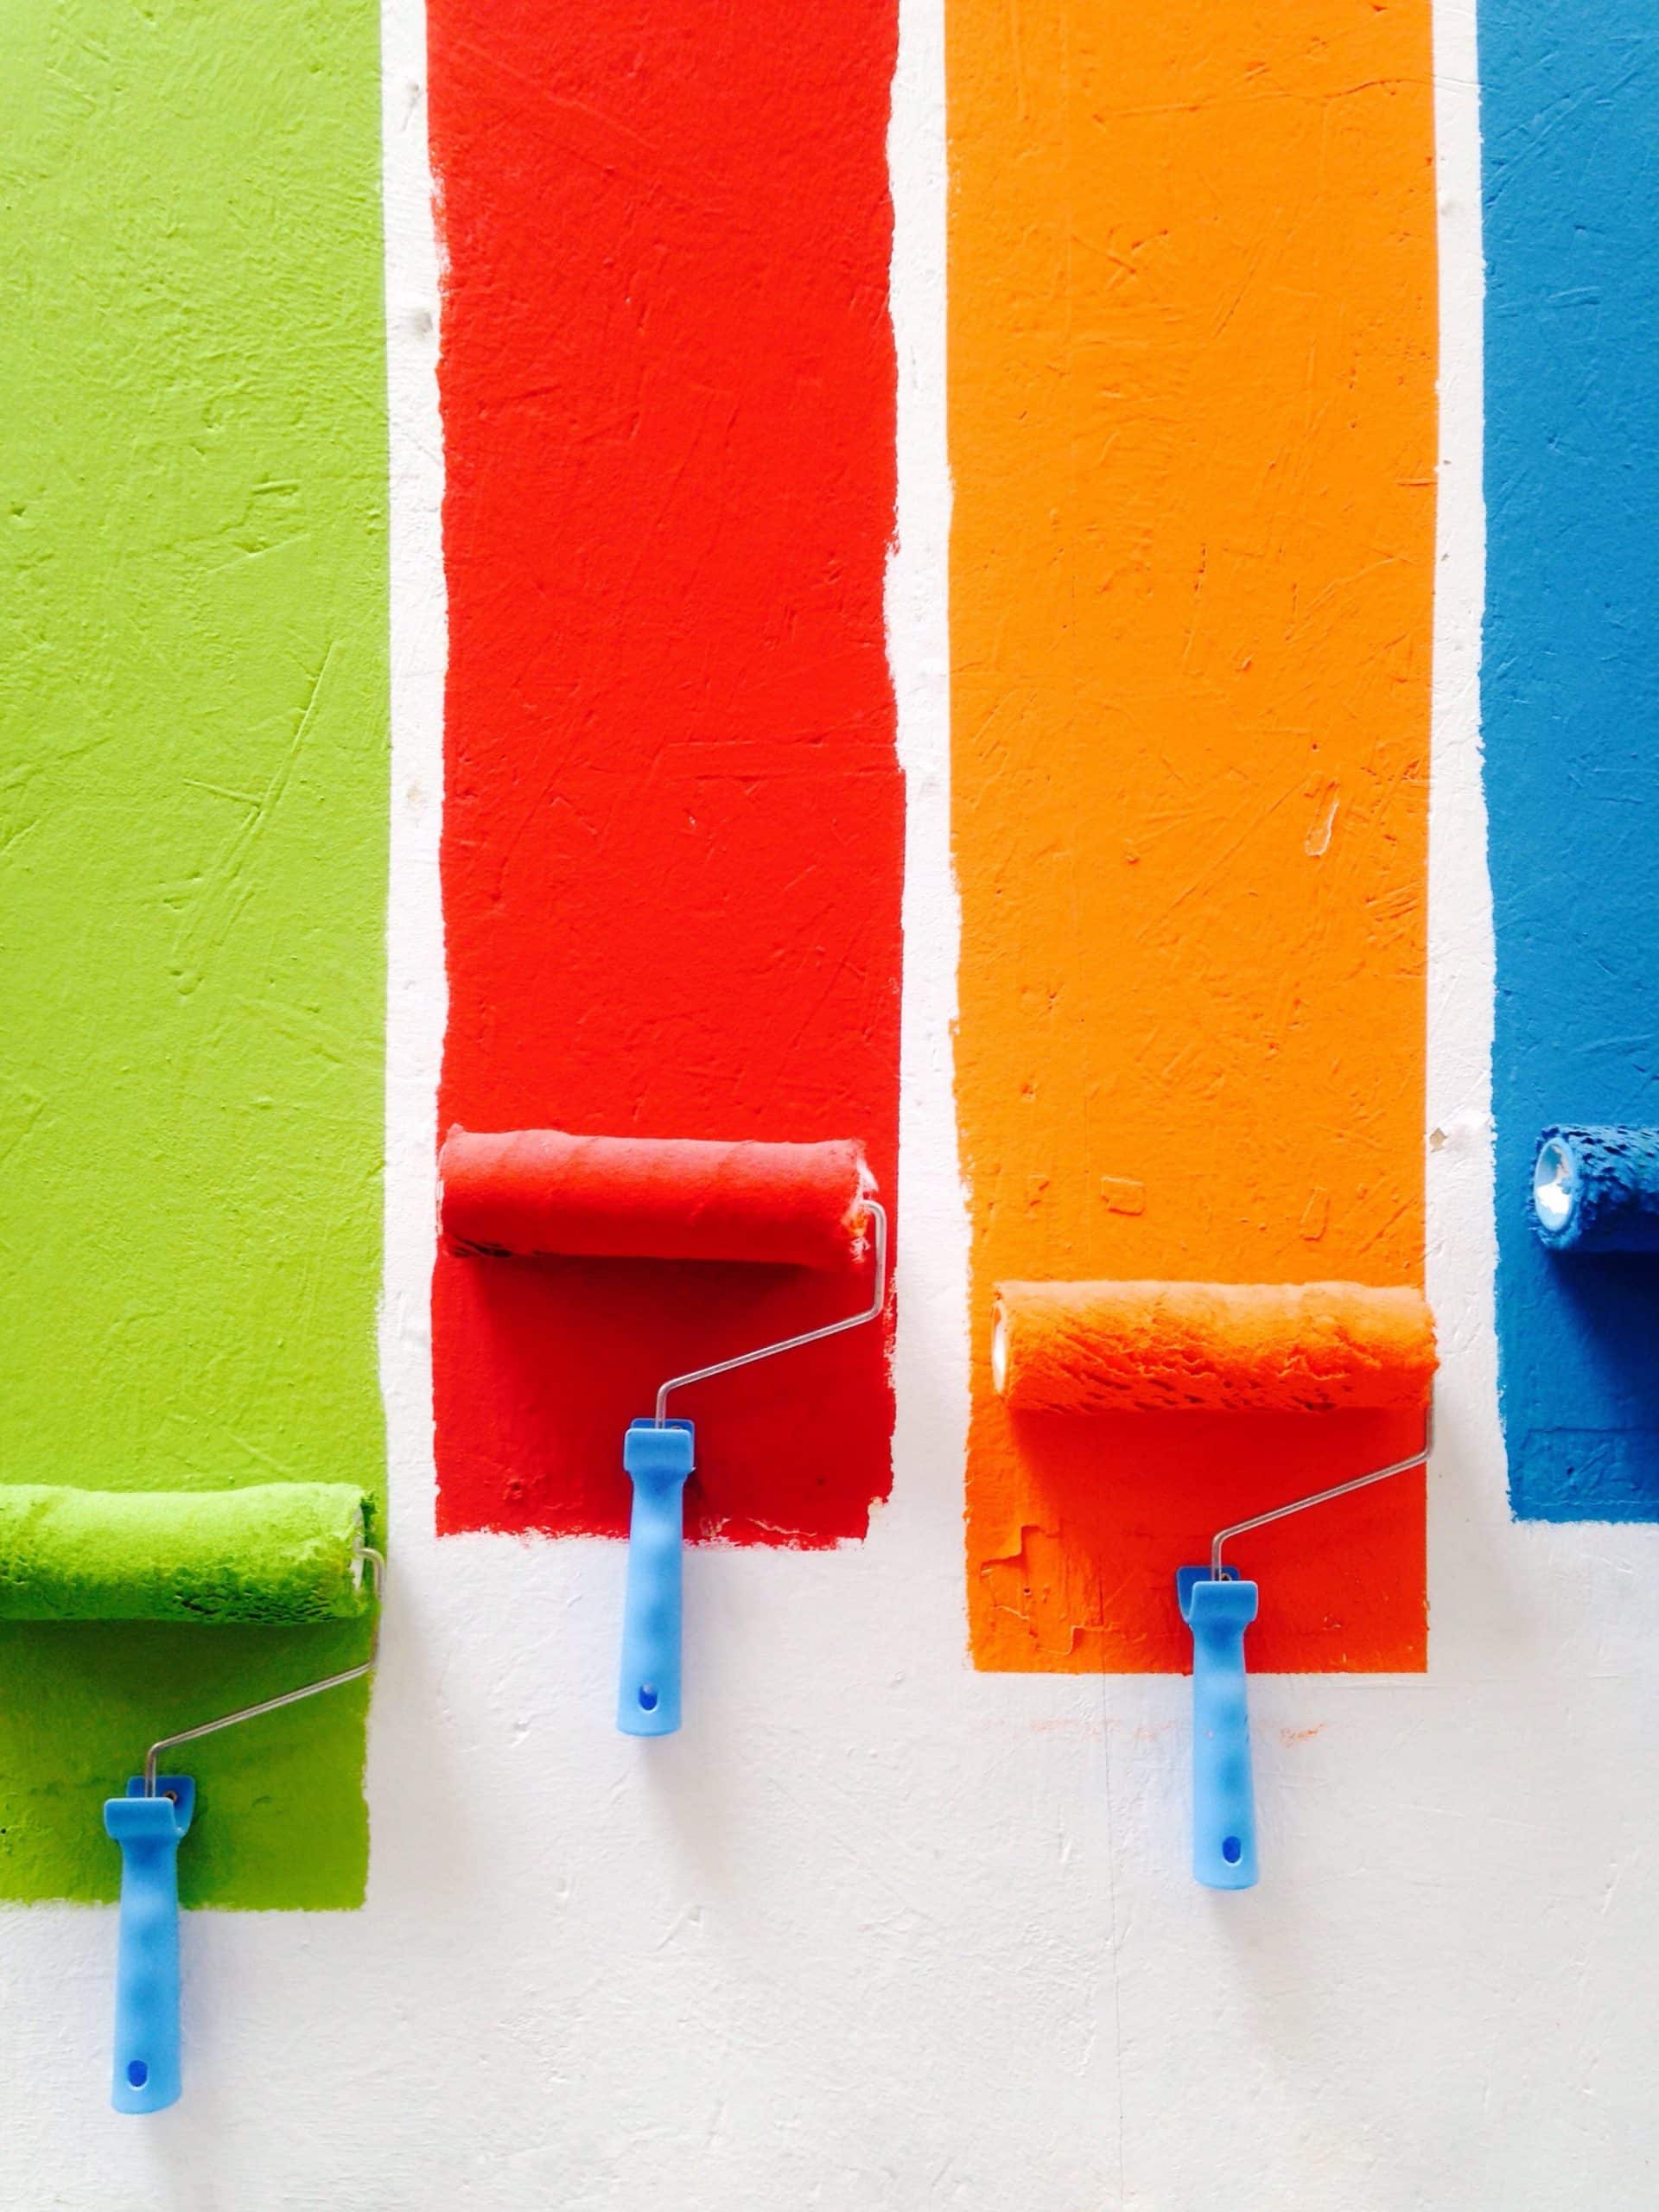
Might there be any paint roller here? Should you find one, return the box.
[991,1280,1436,1889]
[1532,1125,1659,1252]
[0,1481,382,2113]
[439,1128,887,1736]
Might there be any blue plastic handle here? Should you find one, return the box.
[618,1420,694,1737]
[104,1775,194,2113]
[1177,1573,1260,1890]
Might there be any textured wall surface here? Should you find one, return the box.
[1483,1,1659,1519]
[950,0,1439,1672]
[425,0,905,1549]
[2,1,1659,2206]
[0,0,387,1907]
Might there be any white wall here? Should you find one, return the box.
[3,3,1658,2205]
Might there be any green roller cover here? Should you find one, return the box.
[0,1484,373,1624]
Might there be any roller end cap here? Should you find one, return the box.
[1532,1131,1581,1246]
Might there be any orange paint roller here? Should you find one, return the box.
[990,1280,1436,1415]
[439,1128,886,1735]
[990,1277,1436,1889]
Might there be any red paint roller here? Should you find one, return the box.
[439,1128,886,1737]
[441,1128,871,1268]
[990,1276,1436,1890]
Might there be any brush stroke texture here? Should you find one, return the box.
[0,0,387,1904]
[427,0,903,1546]
[1484,3,1659,1521]
[950,0,1437,1669]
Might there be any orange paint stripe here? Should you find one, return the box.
[949,2,1438,1672]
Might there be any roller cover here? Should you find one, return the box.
[440,1128,870,1269]
[1532,1125,1659,1253]
[993,1281,1436,1415]
[0,1484,372,1623]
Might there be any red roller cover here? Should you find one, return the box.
[441,1129,871,1270]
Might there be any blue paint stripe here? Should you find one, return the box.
[1483,3,1659,1518]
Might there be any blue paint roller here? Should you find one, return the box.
[1532,1126,1659,1252]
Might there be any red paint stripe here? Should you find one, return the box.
[427,1,902,1545]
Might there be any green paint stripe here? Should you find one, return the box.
[0,0,388,1906]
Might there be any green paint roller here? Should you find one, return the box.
[0,1482,375,1624]
[0,1481,383,2112]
